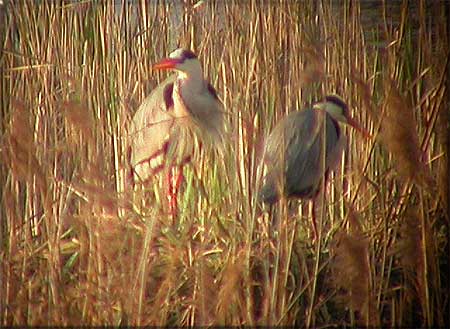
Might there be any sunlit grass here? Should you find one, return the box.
[0,0,448,327]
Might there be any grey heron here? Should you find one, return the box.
[259,95,369,239]
[129,48,226,216]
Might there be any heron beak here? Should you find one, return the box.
[153,58,181,70]
[346,115,372,139]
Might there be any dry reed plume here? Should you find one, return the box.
[380,78,434,189]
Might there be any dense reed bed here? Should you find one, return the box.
[1,0,448,327]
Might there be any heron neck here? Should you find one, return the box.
[175,69,206,107]
[176,68,204,92]
[173,70,205,117]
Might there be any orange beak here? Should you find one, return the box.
[152,58,181,70]
[346,115,372,139]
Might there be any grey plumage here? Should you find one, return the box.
[258,94,369,207]
[259,108,342,204]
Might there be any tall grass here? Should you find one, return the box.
[1,0,448,326]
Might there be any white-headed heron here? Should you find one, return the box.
[129,48,226,216]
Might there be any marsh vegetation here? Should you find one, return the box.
[1,1,448,327]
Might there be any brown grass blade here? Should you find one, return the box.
[397,208,425,304]
[395,206,440,325]
[3,99,48,194]
[331,230,378,326]
[299,45,326,87]
[216,251,245,324]
[61,99,95,148]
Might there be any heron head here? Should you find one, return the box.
[313,94,349,123]
[153,48,202,76]
[314,94,371,138]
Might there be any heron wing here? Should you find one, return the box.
[260,109,340,203]
[130,75,192,181]
[260,110,312,202]
[286,110,340,197]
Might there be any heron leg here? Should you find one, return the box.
[166,170,172,213]
[167,166,184,217]
[310,200,318,243]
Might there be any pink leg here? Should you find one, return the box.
[167,166,184,217]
